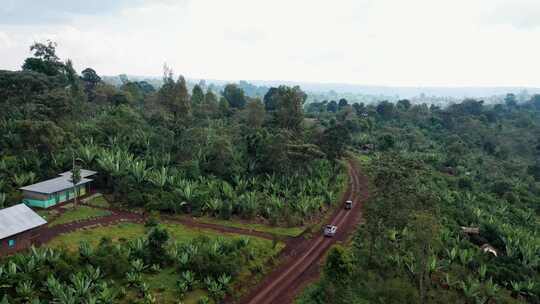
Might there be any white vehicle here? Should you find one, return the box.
[324,225,338,237]
[345,200,353,210]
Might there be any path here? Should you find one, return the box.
[34,196,280,247]
[237,160,369,304]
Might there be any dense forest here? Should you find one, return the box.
[0,41,348,303]
[0,41,347,224]
[299,94,540,303]
[1,41,539,303]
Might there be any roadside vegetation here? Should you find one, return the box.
[298,96,540,303]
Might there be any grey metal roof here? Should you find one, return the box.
[0,204,47,239]
[19,176,93,194]
[59,169,97,178]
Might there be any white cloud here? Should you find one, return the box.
[484,0,540,29]
[0,0,539,86]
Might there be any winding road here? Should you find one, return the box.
[238,160,368,304]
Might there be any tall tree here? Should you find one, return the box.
[191,84,204,105]
[158,67,191,120]
[223,84,247,109]
[505,93,517,109]
[319,123,351,161]
[266,85,307,134]
[244,99,266,129]
[81,68,101,101]
[22,40,64,76]
[326,100,338,113]
[263,87,279,111]
[338,98,348,110]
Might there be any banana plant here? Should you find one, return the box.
[79,241,93,260]
[148,167,169,188]
[126,272,142,287]
[176,280,188,299]
[478,264,487,281]
[12,173,29,187]
[219,273,231,294]
[205,277,225,303]
[446,246,458,263]
[203,198,221,217]
[70,272,92,299]
[484,278,499,299]
[130,259,147,274]
[178,253,190,268]
[77,143,98,166]
[460,277,481,302]
[15,281,34,301]
[180,271,195,291]
[129,161,149,185]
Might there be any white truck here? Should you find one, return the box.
[324,225,337,237]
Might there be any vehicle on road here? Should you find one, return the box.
[345,200,353,210]
[324,225,337,237]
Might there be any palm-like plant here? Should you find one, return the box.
[181,271,195,291]
[70,272,93,299]
[131,259,147,274]
[15,281,34,301]
[203,198,221,217]
[478,264,487,281]
[239,192,258,218]
[460,277,481,301]
[78,143,98,167]
[12,173,29,187]
[148,167,170,189]
[129,161,149,185]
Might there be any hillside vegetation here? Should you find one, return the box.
[298,96,540,303]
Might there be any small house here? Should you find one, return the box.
[20,169,97,208]
[0,204,47,256]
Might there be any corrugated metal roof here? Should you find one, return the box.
[0,204,47,240]
[19,177,93,194]
[59,169,97,178]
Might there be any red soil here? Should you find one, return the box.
[236,160,369,304]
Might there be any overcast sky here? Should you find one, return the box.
[1,0,540,86]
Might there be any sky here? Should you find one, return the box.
[1,0,540,87]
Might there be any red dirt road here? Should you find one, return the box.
[237,160,369,304]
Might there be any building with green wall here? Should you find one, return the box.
[20,169,97,208]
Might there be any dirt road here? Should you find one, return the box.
[238,160,368,304]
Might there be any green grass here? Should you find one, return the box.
[36,209,60,222]
[47,221,284,252]
[49,205,111,227]
[193,216,305,237]
[47,222,145,250]
[85,196,110,208]
[357,154,372,165]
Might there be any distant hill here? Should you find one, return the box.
[102,75,540,104]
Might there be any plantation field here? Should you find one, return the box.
[45,221,284,303]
